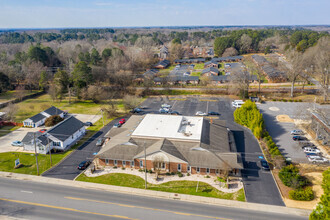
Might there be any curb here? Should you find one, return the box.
[0,171,311,217]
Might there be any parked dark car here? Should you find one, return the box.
[85,122,93,126]
[260,159,270,170]
[77,161,91,170]
[169,111,180,115]
[293,136,305,141]
[113,123,122,128]
[130,108,142,113]
[96,138,104,146]
[208,111,220,115]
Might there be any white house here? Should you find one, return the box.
[23,106,65,128]
[23,116,86,154]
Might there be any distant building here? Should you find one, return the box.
[204,60,219,68]
[252,55,286,83]
[311,112,330,146]
[23,106,65,128]
[212,56,243,63]
[154,60,170,69]
[174,58,205,64]
[159,46,169,59]
[201,67,219,77]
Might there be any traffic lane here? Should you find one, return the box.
[42,117,125,180]
[0,177,306,220]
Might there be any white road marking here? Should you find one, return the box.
[206,101,209,113]
[21,190,33,194]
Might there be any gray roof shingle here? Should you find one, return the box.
[47,116,85,142]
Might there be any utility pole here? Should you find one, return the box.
[144,141,147,189]
[34,132,39,176]
[47,136,52,166]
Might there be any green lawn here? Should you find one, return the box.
[0,126,20,137]
[77,173,245,201]
[194,63,205,70]
[0,90,41,102]
[190,72,201,77]
[2,94,125,123]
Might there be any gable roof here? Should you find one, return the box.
[212,56,243,62]
[22,131,42,144]
[38,135,50,146]
[28,113,46,123]
[47,116,85,142]
[155,60,170,67]
[43,106,64,116]
[202,67,219,74]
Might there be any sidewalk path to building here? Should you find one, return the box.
[84,168,243,193]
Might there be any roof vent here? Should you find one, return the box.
[191,147,209,152]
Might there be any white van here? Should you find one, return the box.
[232,100,245,108]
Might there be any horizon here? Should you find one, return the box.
[0,0,329,29]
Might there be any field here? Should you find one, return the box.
[0,126,20,137]
[77,173,245,201]
[1,94,126,123]
[0,90,41,103]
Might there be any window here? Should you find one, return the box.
[140,160,143,168]
[206,168,210,174]
[114,160,117,165]
[161,163,165,169]
[131,161,134,167]
[216,169,219,174]
[197,167,200,173]
[123,161,126,166]
[105,159,109,165]
[187,166,191,172]
[53,142,61,147]
[177,164,181,171]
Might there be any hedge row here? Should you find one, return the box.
[234,100,282,157]
[289,187,314,201]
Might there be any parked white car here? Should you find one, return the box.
[308,156,328,163]
[232,100,245,108]
[161,104,171,108]
[290,129,303,135]
[195,111,208,116]
[304,147,321,154]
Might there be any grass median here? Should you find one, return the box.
[76,173,245,201]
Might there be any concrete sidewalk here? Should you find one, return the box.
[0,171,311,217]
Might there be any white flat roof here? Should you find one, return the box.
[132,114,203,141]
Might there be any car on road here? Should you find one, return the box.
[119,118,126,124]
[11,141,23,147]
[130,108,142,113]
[159,108,170,114]
[85,122,93,126]
[304,147,321,154]
[260,159,270,170]
[96,138,105,146]
[290,129,303,135]
[39,129,47,133]
[161,104,171,108]
[77,161,91,170]
[308,156,328,163]
[169,111,180,115]
[292,136,306,141]
[208,111,220,115]
[195,111,208,116]
[113,123,122,128]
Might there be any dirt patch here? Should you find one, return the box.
[273,169,324,210]
[276,115,294,123]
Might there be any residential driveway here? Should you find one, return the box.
[138,97,284,206]
[0,127,40,153]
[42,117,127,180]
[257,101,330,163]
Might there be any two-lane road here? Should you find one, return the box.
[0,177,306,220]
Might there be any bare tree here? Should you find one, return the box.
[14,85,27,101]
[239,34,252,53]
[123,95,142,111]
[229,66,250,98]
[169,43,184,62]
[23,61,47,91]
[3,103,19,122]
[222,47,238,57]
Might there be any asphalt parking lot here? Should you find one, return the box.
[258,101,329,163]
[139,96,284,206]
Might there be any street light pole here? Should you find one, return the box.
[144,141,147,189]
[34,132,39,176]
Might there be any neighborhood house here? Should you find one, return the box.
[23,106,65,128]
[23,116,86,154]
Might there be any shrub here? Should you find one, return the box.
[205,175,211,178]
[299,99,302,102]
[138,169,143,172]
[149,170,153,174]
[178,172,183,177]
[272,99,277,101]
[171,172,175,175]
[289,99,293,102]
[279,165,308,188]
[217,177,226,183]
[165,172,171,176]
[45,115,63,127]
[121,167,125,170]
[187,173,190,176]
[283,99,287,102]
[289,187,314,201]
[113,166,117,169]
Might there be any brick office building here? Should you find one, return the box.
[95,114,243,176]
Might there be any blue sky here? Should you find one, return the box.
[0,0,329,28]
